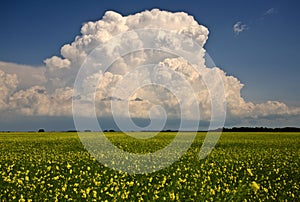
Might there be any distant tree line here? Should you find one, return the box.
[212,127,300,132]
[1,127,300,133]
[160,127,300,132]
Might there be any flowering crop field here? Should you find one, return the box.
[0,132,299,201]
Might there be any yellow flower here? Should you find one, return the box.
[210,188,215,195]
[169,192,175,201]
[86,187,91,194]
[251,181,260,193]
[127,181,134,186]
[52,176,59,180]
[92,191,97,198]
[247,168,253,176]
[62,184,67,192]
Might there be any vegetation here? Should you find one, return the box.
[0,132,299,201]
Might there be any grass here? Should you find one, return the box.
[0,132,299,201]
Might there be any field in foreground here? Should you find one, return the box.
[0,132,299,201]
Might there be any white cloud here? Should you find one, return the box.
[233,21,248,35]
[44,56,71,69]
[9,86,73,116]
[0,9,299,127]
[0,70,19,110]
[0,61,46,89]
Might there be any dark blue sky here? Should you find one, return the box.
[0,0,299,107]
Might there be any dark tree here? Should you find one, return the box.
[38,128,45,132]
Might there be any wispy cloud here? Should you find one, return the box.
[264,8,277,16]
[233,21,248,35]
[233,7,277,36]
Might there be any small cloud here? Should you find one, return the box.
[264,8,277,16]
[233,21,248,35]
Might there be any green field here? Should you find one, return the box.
[0,132,299,201]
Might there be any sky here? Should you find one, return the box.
[0,0,299,131]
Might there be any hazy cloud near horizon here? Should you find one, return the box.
[0,9,299,129]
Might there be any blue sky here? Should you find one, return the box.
[0,0,299,130]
